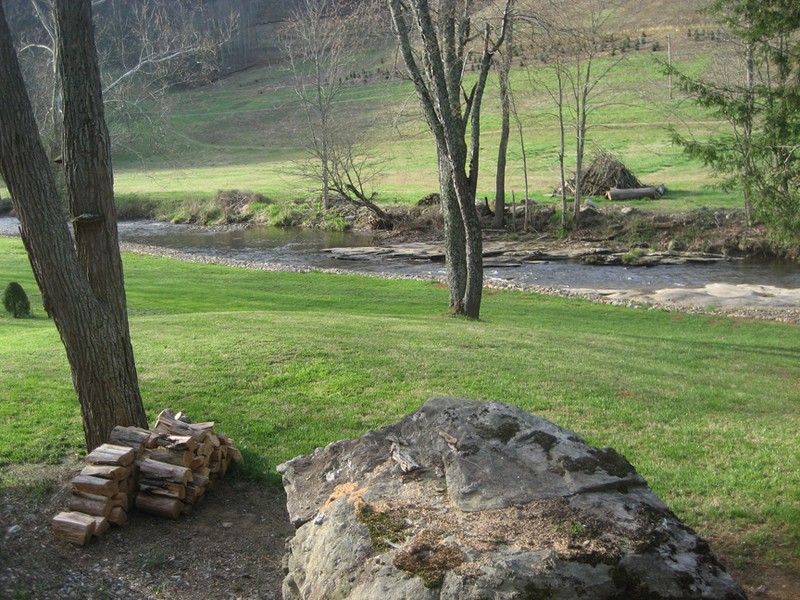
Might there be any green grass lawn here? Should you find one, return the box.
[0,236,797,573]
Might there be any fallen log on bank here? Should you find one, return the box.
[605,184,666,201]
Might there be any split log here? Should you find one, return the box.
[111,492,129,509]
[108,505,128,525]
[184,481,206,504]
[139,480,187,499]
[149,433,198,453]
[225,445,243,463]
[144,446,194,468]
[80,464,130,481]
[90,515,110,537]
[136,492,182,519]
[154,409,209,440]
[71,474,119,497]
[196,438,214,458]
[138,458,192,485]
[86,443,135,467]
[605,187,661,201]
[108,426,150,455]
[52,511,96,545]
[190,454,207,470]
[175,411,216,432]
[68,491,112,518]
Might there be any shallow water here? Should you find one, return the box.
[2,217,799,292]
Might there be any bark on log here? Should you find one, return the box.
[138,458,192,484]
[135,492,182,519]
[108,505,128,525]
[139,480,187,499]
[68,491,112,518]
[108,425,150,454]
[52,511,96,545]
[605,187,660,200]
[86,443,135,466]
[144,446,194,468]
[80,464,130,481]
[71,474,119,496]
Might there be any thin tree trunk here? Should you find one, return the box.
[510,91,529,224]
[742,38,754,226]
[556,61,568,230]
[494,19,513,229]
[573,58,591,226]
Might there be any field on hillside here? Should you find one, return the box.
[109,11,746,211]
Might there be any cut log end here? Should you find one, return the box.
[52,511,97,546]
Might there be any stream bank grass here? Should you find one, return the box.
[0,236,797,572]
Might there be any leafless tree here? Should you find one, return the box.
[0,0,147,450]
[388,0,513,319]
[526,0,627,226]
[13,0,236,157]
[282,0,375,211]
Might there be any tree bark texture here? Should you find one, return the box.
[388,0,511,319]
[0,0,147,450]
[494,20,513,229]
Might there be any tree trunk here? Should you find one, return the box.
[494,20,513,230]
[0,0,147,451]
[437,153,467,313]
[387,0,511,321]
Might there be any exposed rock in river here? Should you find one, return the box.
[278,398,746,600]
[324,239,730,268]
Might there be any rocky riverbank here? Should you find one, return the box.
[120,242,800,324]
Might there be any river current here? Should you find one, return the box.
[2,217,799,292]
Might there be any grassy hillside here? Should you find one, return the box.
[109,1,743,211]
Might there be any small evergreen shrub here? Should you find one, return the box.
[3,282,31,318]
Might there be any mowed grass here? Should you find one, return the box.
[0,236,797,572]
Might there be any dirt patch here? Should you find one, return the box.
[1,460,293,599]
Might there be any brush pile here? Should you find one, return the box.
[556,150,644,198]
[51,409,242,545]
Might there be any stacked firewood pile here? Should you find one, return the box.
[52,409,242,545]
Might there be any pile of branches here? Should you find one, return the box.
[556,150,644,197]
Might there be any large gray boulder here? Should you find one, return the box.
[278,398,746,600]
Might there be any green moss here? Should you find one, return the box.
[392,533,464,588]
[621,247,648,265]
[356,503,409,553]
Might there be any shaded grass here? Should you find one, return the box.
[0,237,797,570]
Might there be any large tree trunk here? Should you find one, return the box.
[0,0,147,451]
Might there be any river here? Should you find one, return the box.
[2,217,799,293]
